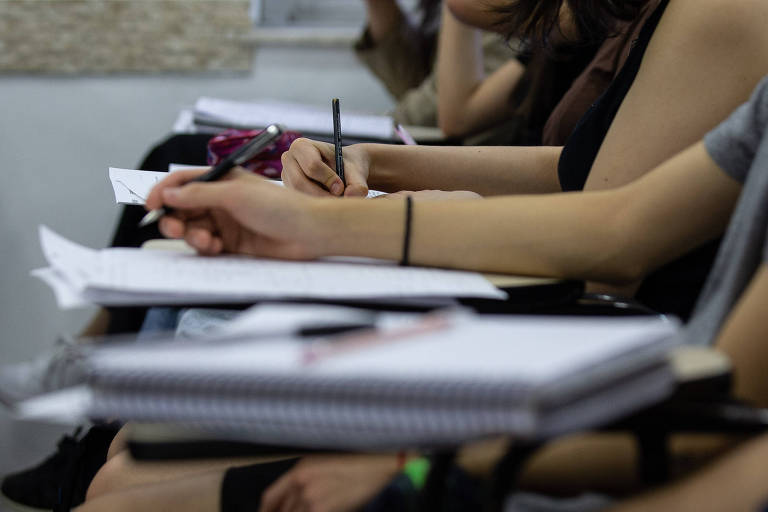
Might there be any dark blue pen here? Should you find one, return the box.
[332,98,346,186]
[138,124,283,227]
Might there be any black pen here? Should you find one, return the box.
[332,98,346,186]
[138,124,283,227]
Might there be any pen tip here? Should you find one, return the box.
[138,209,162,228]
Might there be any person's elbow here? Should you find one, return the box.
[570,198,655,285]
[599,213,658,285]
[577,240,649,286]
[437,110,473,138]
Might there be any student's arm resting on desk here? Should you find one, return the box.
[436,3,525,137]
[148,142,739,285]
[280,139,563,198]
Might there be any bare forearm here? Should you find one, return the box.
[611,435,768,512]
[308,143,740,283]
[364,0,403,41]
[436,4,484,134]
[362,143,563,195]
[436,5,524,136]
[309,191,631,280]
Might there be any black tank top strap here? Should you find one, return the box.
[557,0,670,191]
[555,0,717,320]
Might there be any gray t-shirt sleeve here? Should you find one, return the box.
[763,220,768,261]
[705,76,768,183]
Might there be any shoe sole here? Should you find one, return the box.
[0,494,51,512]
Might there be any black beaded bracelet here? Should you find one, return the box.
[400,196,413,266]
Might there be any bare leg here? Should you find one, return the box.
[611,434,768,512]
[76,467,224,512]
[517,432,742,496]
[105,424,130,461]
[86,450,298,501]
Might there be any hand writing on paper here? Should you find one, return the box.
[145,168,319,260]
[281,138,371,198]
[260,454,401,512]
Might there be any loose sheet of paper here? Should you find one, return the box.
[266,179,386,199]
[95,249,505,299]
[109,168,167,205]
[34,226,506,308]
[30,267,91,309]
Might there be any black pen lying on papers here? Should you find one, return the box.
[302,312,453,365]
[187,322,379,346]
[138,124,284,227]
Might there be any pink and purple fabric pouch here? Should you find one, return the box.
[207,129,301,179]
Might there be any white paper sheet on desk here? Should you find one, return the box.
[30,268,91,309]
[194,97,395,140]
[109,167,386,205]
[109,168,167,205]
[33,226,506,309]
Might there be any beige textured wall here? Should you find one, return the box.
[0,0,253,73]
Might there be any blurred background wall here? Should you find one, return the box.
[0,0,406,491]
[0,0,401,364]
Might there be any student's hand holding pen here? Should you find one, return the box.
[281,138,371,198]
[145,168,324,259]
[147,165,419,265]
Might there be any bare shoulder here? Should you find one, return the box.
[642,0,768,89]
[584,0,768,191]
[661,0,768,50]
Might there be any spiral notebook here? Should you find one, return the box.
[41,313,679,450]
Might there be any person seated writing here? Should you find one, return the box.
[16,0,768,510]
[80,66,768,511]
[283,0,768,320]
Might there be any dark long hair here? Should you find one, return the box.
[491,0,648,46]
[418,0,443,32]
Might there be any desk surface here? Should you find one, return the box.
[670,346,730,382]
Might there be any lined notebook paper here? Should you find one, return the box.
[54,313,680,449]
[33,226,506,309]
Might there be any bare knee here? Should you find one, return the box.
[86,451,132,501]
[75,491,135,512]
[106,424,130,461]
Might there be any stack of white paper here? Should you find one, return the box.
[32,226,507,309]
[192,97,395,140]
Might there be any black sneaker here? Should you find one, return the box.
[1,423,119,512]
